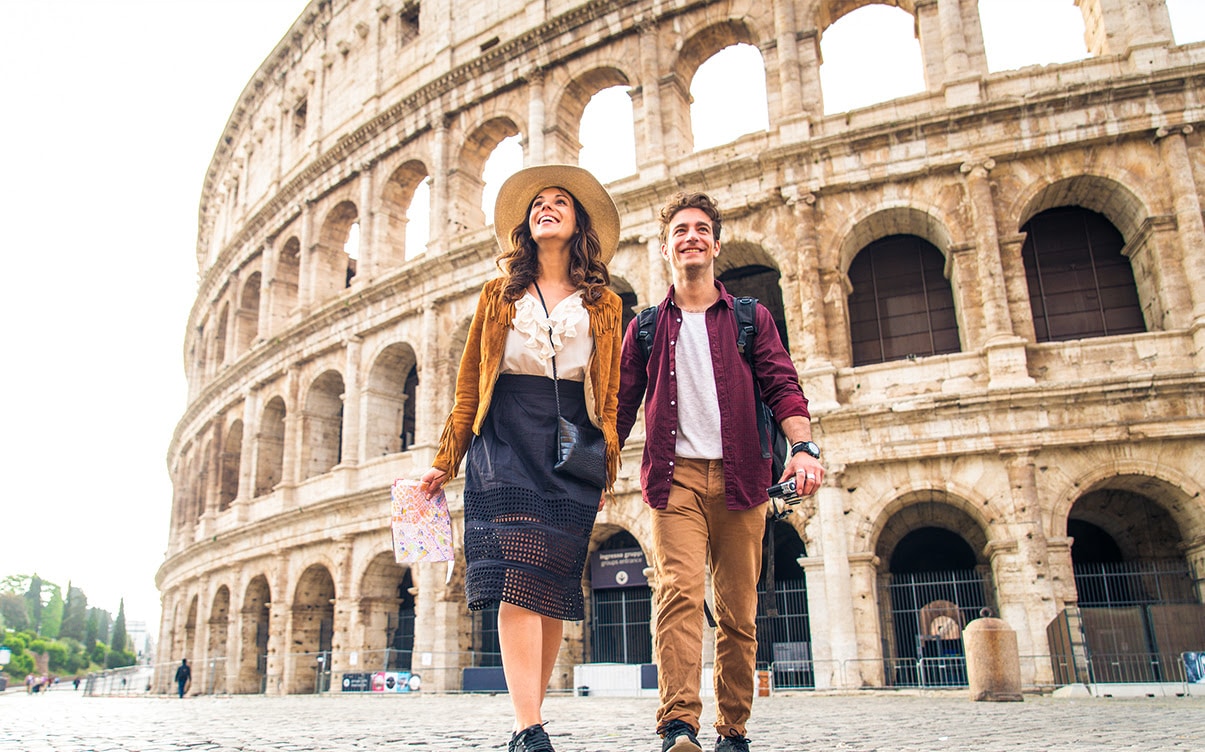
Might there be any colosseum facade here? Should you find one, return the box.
[157,0,1205,697]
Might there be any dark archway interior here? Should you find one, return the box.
[889,527,976,573]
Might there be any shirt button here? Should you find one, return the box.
[670,400,675,406]
[669,340,675,345]
[670,370,674,376]
[668,460,674,466]
[670,430,676,435]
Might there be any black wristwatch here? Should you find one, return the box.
[790,441,821,459]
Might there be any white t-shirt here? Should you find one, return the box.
[674,311,723,459]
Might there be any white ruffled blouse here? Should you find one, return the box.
[501,290,592,380]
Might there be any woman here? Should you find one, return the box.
[420,164,622,752]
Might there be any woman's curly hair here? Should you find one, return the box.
[497,190,612,304]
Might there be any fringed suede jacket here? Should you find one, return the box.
[433,277,624,489]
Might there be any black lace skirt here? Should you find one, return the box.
[463,373,601,621]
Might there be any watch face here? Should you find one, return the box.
[797,441,820,458]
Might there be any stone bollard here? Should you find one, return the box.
[964,610,1023,702]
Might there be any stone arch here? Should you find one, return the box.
[379,158,430,266]
[609,275,639,334]
[289,563,336,694]
[716,240,790,349]
[358,551,415,670]
[1048,459,1205,547]
[315,200,359,301]
[206,585,232,691]
[183,594,199,669]
[870,487,994,566]
[552,66,633,161]
[668,18,767,155]
[1014,174,1149,241]
[235,272,261,355]
[214,301,231,367]
[273,236,301,331]
[452,116,522,235]
[302,370,345,480]
[364,342,419,458]
[836,204,955,275]
[814,0,924,29]
[237,574,271,694]
[218,419,243,511]
[255,396,286,496]
[584,524,653,665]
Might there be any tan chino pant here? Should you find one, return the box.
[651,457,766,739]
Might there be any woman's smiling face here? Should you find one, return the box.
[528,187,578,246]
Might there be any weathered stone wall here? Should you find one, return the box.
[158,0,1205,695]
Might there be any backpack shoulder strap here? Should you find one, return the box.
[636,304,659,363]
[733,296,758,362]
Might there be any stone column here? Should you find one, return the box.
[267,552,291,696]
[646,236,668,305]
[330,536,357,681]
[787,189,837,408]
[417,303,441,450]
[938,0,969,78]
[809,469,860,688]
[1156,126,1205,336]
[428,120,450,255]
[962,159,1034,388]
[341,337,362,469]
[234,392,258,522]
[634,21,666,178]
[526,67,546,163]
[357,161,375,280]
[280,368,301,495]
[298,200,315,311]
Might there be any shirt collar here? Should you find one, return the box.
[666,281,734,312]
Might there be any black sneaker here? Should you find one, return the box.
[714,733,751,752]
[660,719,703,752]
[511,723,555,752]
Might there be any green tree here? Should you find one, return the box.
[84,609,98,648]
[0,593,29,632]
[110,600,129,654]
[87,607,111,645]
[41,586,64,639]
[88,642,107,666]
[25,575,44,633]
[60,585,88,642]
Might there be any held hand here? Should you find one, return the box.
[598,491,607,512]
[419,467,448,495]
[780,454,824,497]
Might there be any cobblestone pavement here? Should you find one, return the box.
[2,687,1203,751]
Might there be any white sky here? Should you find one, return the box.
[1,0,1202,641]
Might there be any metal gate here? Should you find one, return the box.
[885,569,992,687]
[590,587,653,664]
[755,578,812,688]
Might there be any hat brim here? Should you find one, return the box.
[493,164,620,263]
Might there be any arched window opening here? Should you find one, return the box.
[1063,487,1199,684]
[254,397,286,497]
[978,0,1088,71]
[275,237,301,330]
[401,365,418,451]
[236,273,261,355]
[1021,207,1144,343]
[237,576,270,694]
[316,202,359,300]
[718,263,790,350]
[206,587,231,692]
[303,371,345,479]
[820,6,924,114]
[214,303,230,367]
[360,551,415,674]
[406,177,431,258]
[482,135,522,226]
[289,565,335,694]
[218,421,243,512]
[344,222,360,287]
[589,530,652,664]
[848,235,960,366]
[882,522,992,688]
[580,86,636,182]
[691,44,768,151]
[1168,0,1205,45]
[390,568,417,672]
[757,522,811,688]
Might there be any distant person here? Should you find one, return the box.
[73,676,81,691]
[174,658,191,698]
[25,673,33,693]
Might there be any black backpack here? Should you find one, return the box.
[634,297,789,480]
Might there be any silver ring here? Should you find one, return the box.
[806,474,815,480]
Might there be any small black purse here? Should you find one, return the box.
[535,285,608,489]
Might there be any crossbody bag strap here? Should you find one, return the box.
[532,283,564,420]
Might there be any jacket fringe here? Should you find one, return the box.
[435,416,465,480]
[587,297,620,338]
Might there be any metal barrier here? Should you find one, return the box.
[83,665,156,697]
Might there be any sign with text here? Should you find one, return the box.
[590,547,649,589]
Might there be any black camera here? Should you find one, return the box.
[767,478,804,522]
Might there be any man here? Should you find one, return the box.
[617,192,824,752]
[174,658,191,699]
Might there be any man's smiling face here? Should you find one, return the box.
[662,207,720,280]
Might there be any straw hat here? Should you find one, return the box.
[493,164,620,262]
